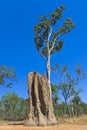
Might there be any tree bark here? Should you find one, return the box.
[47,42,52,96]
[46,51,52,96]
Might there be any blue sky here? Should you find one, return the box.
[0,0,87,102]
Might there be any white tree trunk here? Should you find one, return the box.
[47,51,52,96]
[46,27,54,97]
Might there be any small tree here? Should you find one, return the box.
[52,65,86,117]
[0,65,16,88]
[34,6,74,95]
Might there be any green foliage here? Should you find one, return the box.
[51,84,58,96]
[53,101,87,119]
[0,92,87,121]
[34,6,74,57]
[52,65,86,101]
[0,65,16,88]
[51,84,59,104]
[52,64,86,117]
[53,102,67,118]
[80,102,87,115]
[0,92,29,121]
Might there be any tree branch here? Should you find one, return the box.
[48,27,53,42]
[50,38,57,53]
[47,27,53,54]
[50,34,61,53]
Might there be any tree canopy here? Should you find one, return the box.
[34,5,74,57]
[0,65,16,88]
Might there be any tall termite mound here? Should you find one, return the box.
[25,72,57,126]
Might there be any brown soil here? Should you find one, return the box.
[0,125,87,130]
[0,116,87,130]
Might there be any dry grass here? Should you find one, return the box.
[58,115,87,125]
[0,116,87,130]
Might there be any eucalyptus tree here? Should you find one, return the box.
[52,64,86,117]
[34,6,74,95]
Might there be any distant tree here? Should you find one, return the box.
[72,94,82,117]
[1,92,29,121]
[17,98,29,120]
[80,102,87,115]
[0,100,3,119]
[52,65,86,117]
[34,6,74,95]
[51,84,59,114]
[0,65,16,88]
[1,92,19,120]
[51,84,59,104]
[55,102,67,118]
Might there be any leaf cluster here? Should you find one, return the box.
[0,65,16,88]
[34,6,75,57]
